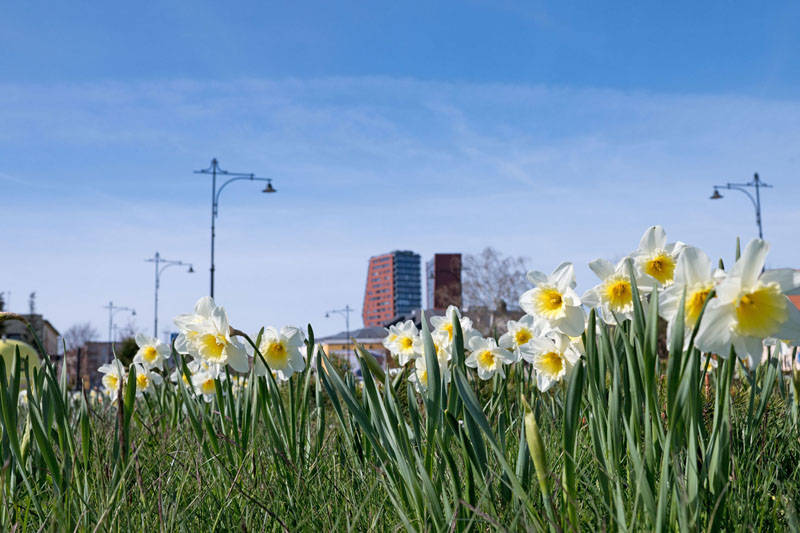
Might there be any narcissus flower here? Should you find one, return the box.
[521,332,582,392]
[191,364,225,403]
[131,363,163,397]
[98,359,126,401]
[388,320,420,366]
[659,246,721,340]
[430,306,481,349]
[499,315,548,358]
[633,225,685,287]
[183,305,250,372]
[173,296,218,355]
[408,350,451,393]
[412,329,452,367]
[519,262,585,336]
[695,239,800,361]
[582,258,642,324]
[466,337,516,380]
[133,332,171,370]
[250,326,306,381]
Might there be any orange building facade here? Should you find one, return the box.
[362,253,395,327]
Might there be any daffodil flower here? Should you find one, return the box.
[191,364,225,403]
[133,332,171,370]
[520,332,581,392]
[98,359,127,401]
[408,350,451,393]
[633,225,685,287]
[582,258,644,324]
[520,262,585,336]
[466,337,516,380]
[388,320,420,366]
[695,239,800,362]
[250,326,306,381]
[659,246,721,342]
[131,363,163,398]
[184,305,250,372]
[430,306,481,350]
[174,296,218,355]
[412,329,452,367]
[499,315,549,359]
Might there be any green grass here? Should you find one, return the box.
[1,288,800,532]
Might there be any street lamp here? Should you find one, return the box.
[102,301,135,362]
[194,158,277,298]
[710,173,773,239]
[145,252,194,339]
[326,305,355,354]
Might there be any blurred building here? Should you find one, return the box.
[362,250,421,327]
[1,314,61,356]
[426,253,462,310]
[62,342,113,389]
[318,326,389,371]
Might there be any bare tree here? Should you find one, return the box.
[462,247,530,312]
[63,322,99,350]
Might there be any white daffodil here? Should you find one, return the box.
[498,315,549,359]
[412,329,452,368]
[465,337,516,380]
[191,364,226,403]
[408,350,451,393]
[632,225,685,287]
[659,246,721,341]
[430,306,481,350]
[131,363,163,398]
[520,332,582,392]
[382,323,400,351]
[98,359,127,401]
[519,262,585,336]
[250,326,306,381]
[695,239,800,362]
[184,305,250,372]
[388,320,420,366]
[582,258,643,324]
[174,296,218,355]
[133,332,171,370]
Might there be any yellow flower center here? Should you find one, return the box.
[534,287,565,319]
[136,373,149,390]
[443,322,454,340]
[265,340,289,369]
[603,275,633,312]
[514,328,532,346]
[643,251,676,285]
[143,346,158,363]
[201,378,216,395]
[199,333,227,363]
[418,369,428,387]
[182,374,190,385]
[399,336,414,351]
[104,374,118,390]
[477,349,496,370]
[734,282,788,338]
[535,351,564,378]
[685,283,713,327]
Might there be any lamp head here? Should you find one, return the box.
[263,181,276,193]
[131,310,136,316]
[325,312,330,318]
[710,189,723,200]
[188,265,195,273]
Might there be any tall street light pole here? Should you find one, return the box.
[194,158,277,298]
[326,305,355,353]
[710,172,773,239]
[145,252,194,339]
[103,301,135,362]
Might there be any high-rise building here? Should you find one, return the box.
[426,253,462,310]
[362,250,421,327]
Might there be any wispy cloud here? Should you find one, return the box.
[2,77,799,338]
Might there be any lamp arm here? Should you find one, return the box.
[214,176,272,216]
[723,183,759,211]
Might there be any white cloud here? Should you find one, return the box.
[2,77,799,341]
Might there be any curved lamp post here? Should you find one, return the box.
[145,252,194,339]
[194,158,277,298]
[102,301,135,362]
[326,305,355,354]
[710,172,772,239]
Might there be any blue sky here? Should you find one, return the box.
[2,2,799,342]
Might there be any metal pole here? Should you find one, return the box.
[210,159,217,298]
[154,252,160,337]
[345,304,351,353]
[108,301,113,348]
[754,173,763,239]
